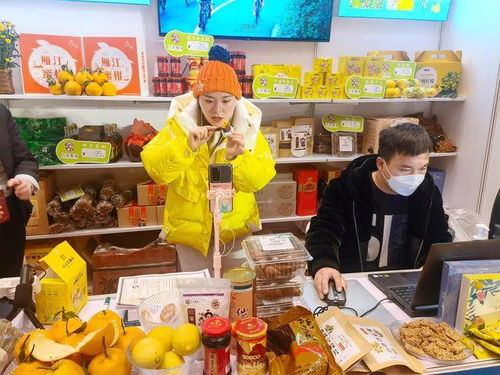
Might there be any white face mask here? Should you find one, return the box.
[382,161,425,196]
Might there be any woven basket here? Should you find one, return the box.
[0,69,15,94]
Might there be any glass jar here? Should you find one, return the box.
[171,77,183,96]
[332,132,357,157]
[157,56,170,77]
[202,317,232,375]
[233,318,267,375]
[239,75,253,98]
[159,77,169,97]
[170,57,182,77]
[230,51,246,75]
[152,77,161,96]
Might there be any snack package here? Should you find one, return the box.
[266,306,343,375]
[465,318,500,357]
[0,319,22,373]
[402,87,426,99]
[177,278,231,329]
[344,315,425,374]
[100,177,118,201]
[315,307,371,372]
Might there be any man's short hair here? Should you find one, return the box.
[378,123,433,161]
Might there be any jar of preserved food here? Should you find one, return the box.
[233,317,267,375]
[202,317,232,375]
[152,77,161,96]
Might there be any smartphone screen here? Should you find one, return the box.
[209,164,233,213]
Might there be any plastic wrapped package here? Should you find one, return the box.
[0,319,22,373]
[256,278,304,306]
[46,195,63,217]
[96,200,114,216]
[49,222,76,234]
[99,178,117,201]
[445,208,490,242]
[52,211,71,224]
[83,182,101,198]
[111,190,134,208]
[69,192,95,220]
[124,119,158,162]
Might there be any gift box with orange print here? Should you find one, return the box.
[35,241,88,324]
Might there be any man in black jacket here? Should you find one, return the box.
[0,104,39,278]
[306,123,452,298]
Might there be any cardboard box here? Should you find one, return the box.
[157,205,165,225]
[368,51,410,61]
[415,50,462,97]
[257,201,296,219]
[338,57,365,76]
[319,166,342,182]
[294,168,319,216]
[117,205,157,227]
[364,57,385,78]
[26,173,56,236]
[304,72,323,86]
[325,73,342,87]
[255,179,297,202]
[313,58,333,73]
[24,239,61,269]
[137,181,167,206]
[35,241,88,324]
[301,85,319,99]
[362,117,419,155]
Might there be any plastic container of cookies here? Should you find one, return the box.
[390,318,472,365]
[243,233,311,281]
[256,298,305,320]
[137,291,184,331]
[256,277,305,305]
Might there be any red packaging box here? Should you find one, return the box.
[293,168,319,216]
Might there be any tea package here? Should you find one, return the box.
[344,315,425,374]
[266,306,343,375]
[315,307,371,372]
[177,278,231,328]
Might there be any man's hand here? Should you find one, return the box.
[314,267,347,300]
[226,131,245,160]
[187,126,216,152]
[7,178,32,201]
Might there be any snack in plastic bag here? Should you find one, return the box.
[0,319,22,373]
[266,306,342,375]
[177,278,231,329]
[402,86,426,99]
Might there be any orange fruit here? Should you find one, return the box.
[59,333,85,365]
[12,361,52,375]
[49,359,86,375]
[115,326,145,352]
[87,310,122,334]
[88,347,131,375]
[77,320,120,356]
[50,317,86,343]
[14,330,52,363]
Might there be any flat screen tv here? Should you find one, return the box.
[338,0,452,21]
[157,0,334,41]
[63,0,151,4]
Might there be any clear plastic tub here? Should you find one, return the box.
[256,278,304,305]
[256,298,304,320]
[242,233,311,281]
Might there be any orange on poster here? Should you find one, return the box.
[19,34,83,94]
[83,37,141,95]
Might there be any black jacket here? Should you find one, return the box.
[306,155,452,275]
[0,104,38,224]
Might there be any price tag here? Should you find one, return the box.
[322,114,364,133]
[56,139,112,164]
[259,236,294,251]
[164,30,214,57]
[345,76,387,99]
[253,74,299,99]
[383,61,416,79]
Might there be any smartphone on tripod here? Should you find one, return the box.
[209,164,233,213]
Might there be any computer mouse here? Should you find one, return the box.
[324,280,346,306]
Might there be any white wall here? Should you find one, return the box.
[432,0,500,218]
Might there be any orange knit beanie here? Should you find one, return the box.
[192,45,242,100]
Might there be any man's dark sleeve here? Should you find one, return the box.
[416,186,452,267]
[306,177,350,276]
[5,106,38,180]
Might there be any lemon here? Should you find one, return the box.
[101,82,117,96]
[386,80,397,89]
[172,323,200,356]
[85,82,103,96]
[131,337,165,369]
[160,351,184,369]
[64,81,82,96]
[147,326,174,352]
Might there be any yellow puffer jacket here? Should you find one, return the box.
[141,93,276,256]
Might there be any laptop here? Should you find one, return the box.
[368,239,500,317]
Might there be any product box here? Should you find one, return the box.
[137,181,167,206]
[261,126,279,158]
[157,205,165,225]
[275,120,293,158]
[35,241,88,324]
[252,64,302,82]
[364,57,385,78]
[362,117,419,155]
[24,239,61,269]
[368,50,410,61]
[300,85,319,99]
[338,56,365,76]
[257,201,297,219]
[313,58,333,73]
[294,168,319,216]
[304,72,323,86]
[415,50,462,97]
[331,86,346,99]
[26,172,56,236]
[117,205,157,227]
[428,168,446,194]
[255,175,297,202]
[291,117,314,157]
[92,237,177,295]
[325,73,342,87]
[319,166,342,183]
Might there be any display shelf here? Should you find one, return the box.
[261,215,314,224]
[0,94,466,105]
[38,152,458,170]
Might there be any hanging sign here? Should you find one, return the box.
[322,114,364,133]
[252,74,299,99]
[56,139,111,164]
[164,30,214,57]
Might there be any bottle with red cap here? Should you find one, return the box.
[202,316,232,375]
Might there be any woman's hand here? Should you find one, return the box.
[226,131,245,160]
[187,126,216,152]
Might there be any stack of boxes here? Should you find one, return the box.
[252,64,302,99]
[255,174,297,220]
[301,58,345,99]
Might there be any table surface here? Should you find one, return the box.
[11,270,499,375]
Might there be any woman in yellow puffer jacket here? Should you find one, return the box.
[141,46,276,273]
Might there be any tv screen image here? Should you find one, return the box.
[62,0,151,4]
[338,0,452,21]
[158,0,334,41]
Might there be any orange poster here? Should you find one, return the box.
[19,34,83,94]
[83,37,140,95]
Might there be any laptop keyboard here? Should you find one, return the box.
[390,286,416,304]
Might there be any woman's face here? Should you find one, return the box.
[198,92,237,128]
